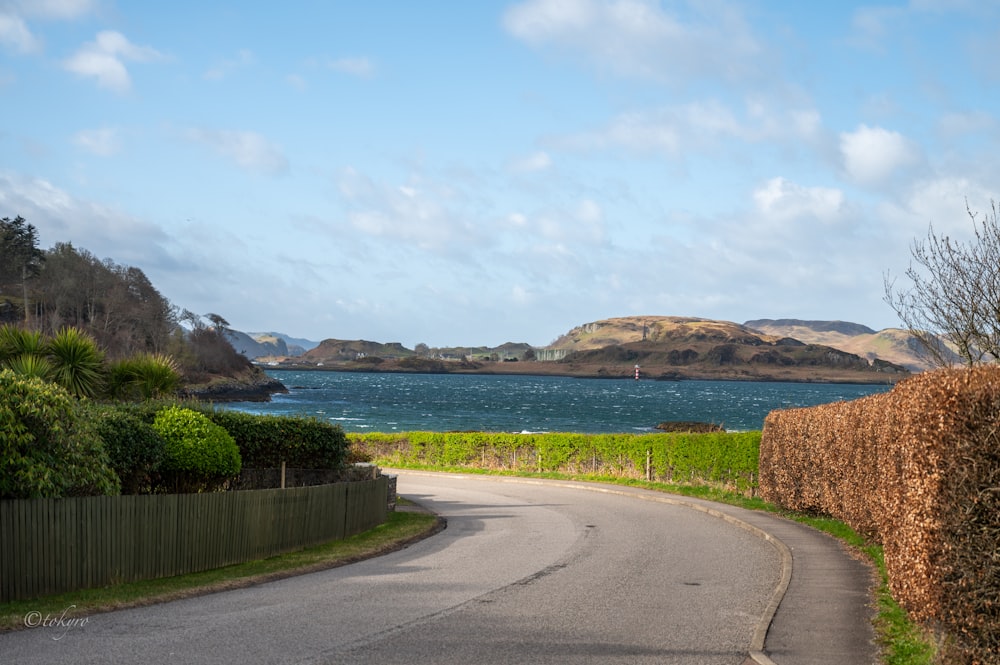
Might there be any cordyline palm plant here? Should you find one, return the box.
[0,325,52,379]
[44,327,106,399]
[5,353,52,381]
[108,353,181,400]
[0,324,181,401]
[0,325,45,361]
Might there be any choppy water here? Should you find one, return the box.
[223,369,892,433]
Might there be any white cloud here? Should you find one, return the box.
[0,171,173,267]
[938,110,997,137]
[511,150,552,172]
[503,0,763,85]
[0,12,38,52]
[63,30,165,93]
[753,177,846,223]
[576,198,602,224]
[184,129,289,175]
[839,124,921,186]
[10,0,96,20]
[335,167,483,254]
[558,100,821,156]
[877,175,996,240]
[0,0,97,54]
[72,127,121,156]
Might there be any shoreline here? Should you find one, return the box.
[258,360,902,386]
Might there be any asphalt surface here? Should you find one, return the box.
[0,473,877,664]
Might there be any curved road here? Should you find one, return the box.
[0,473,872,664]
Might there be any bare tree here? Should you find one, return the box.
[885,200,1000,367]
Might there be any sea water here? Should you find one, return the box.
[223,369,891,433]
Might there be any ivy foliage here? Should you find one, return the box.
[0,369,120,499]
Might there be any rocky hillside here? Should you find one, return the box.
[743,319,956,372]
[299,339,416,363]
[537,316,907,382]
[248,331,319,354]
[549,316,773,351]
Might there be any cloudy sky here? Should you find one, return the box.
[2,1,999,347]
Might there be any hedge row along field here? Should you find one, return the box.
[350,430,761,493]
[759,366,1000,664]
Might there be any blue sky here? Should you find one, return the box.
[2,0,999,347]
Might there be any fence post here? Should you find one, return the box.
[646,450,652,482]
[280,461,286,489]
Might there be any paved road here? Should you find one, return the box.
[1,473,831,664]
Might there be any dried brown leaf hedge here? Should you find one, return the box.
[760,366,1000,664]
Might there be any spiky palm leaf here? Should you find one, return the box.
[45,327,106,398]
[108,353,181,400]
[0,325,44,364]
[5,353,53,381]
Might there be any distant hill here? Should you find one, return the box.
[743,319,955,372]
[744,319,876,337]
[548,316,771,351]
[536,316,907,382]
[299,339,416,364]
[270,315,911,383]
[223,331,319,359]
[247,332,319,353]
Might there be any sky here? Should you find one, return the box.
[2,0,999,348]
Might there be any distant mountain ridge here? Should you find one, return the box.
[742,318,949,372]
[744,319,876,337]
[247,332,319,353]
[222,331,320,359]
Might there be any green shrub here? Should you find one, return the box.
[205,410,347,470]
[45,327,106,398]
[152,406,241,492]
[88,404,166,494]
[108,353,181,400]
[0,369,120,498]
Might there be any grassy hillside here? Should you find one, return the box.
[548,316,780,351]
[744,319,942,372]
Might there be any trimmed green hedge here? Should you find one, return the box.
[204,410,347,470]
[110,401,348,474]
[351,430,761,491]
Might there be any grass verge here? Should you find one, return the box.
[0,505,441,633]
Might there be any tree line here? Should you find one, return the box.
[0,215,249,383]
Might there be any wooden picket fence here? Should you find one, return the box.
[0,478,388,602]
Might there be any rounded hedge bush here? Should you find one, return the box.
[152,405,241,492]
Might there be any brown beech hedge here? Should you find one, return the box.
[760,366,1000,664]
